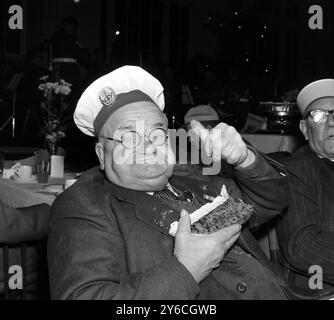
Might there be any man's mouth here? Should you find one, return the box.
[144,157,167,164]
[132,156,167,165]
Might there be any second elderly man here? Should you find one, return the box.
[277,79,334,295]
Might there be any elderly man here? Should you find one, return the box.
[277,79,334,294]
[48,66,289,300]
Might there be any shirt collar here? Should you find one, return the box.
[146,183,176,196]
[316,154,334,162]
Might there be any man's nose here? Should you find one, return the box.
[143,136,156,154]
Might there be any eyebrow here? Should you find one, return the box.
[154,122,167,128]
[117,125,134,131]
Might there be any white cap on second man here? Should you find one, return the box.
[297,79,334,116]
[74,65,165,136]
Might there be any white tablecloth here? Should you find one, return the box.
[0,178,56,208]
[0,174,75,208]
[242,133,304,154]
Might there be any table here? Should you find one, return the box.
[0,174,76,208]
[0,179,55,207]
[242,133,304,154]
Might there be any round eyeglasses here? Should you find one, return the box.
[102,128,168,149]
[305,109,334,124]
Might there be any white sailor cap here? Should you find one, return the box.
[74,65,165,136]
[297,79,334,116]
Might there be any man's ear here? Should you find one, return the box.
[299,120,309,141]
[162,112,169,127]
[95,142,105,170]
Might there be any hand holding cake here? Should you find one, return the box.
[169,186,254,236]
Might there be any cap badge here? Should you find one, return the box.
[99,87,116,107]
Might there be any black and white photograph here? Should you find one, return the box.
[1,0,334,305]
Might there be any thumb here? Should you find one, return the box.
[189,120,209,143]
[214,223,242,242]
[177,209,191,234]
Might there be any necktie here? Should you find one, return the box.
[154,187,195,203]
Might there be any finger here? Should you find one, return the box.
[204,126,217,158]
[226,146,247,166]
[218,143,238,164]
[209,124,233,161]
[213,232,240,267]
[223,233,241,250]
[213,123,231,146]
[190,120,212,157]
[213,127,246,163]
[211,132,232,162]
[214,223,242,242]
[204,135,213,158]
[190,120,210,144]
[177,210,191,234]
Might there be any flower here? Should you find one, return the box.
[39,75,49,82]
[54,84,72,96]
[38,76,72,150]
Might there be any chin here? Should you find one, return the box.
[324,143,334,156]
[134,163,172,179]
[324,150,334,159]
[132,168,171,191]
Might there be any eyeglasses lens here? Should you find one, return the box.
[310,110,327,123]
[149,129,167,146]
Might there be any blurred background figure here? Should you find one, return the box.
[0,59,15,95]
[281,89,299,103]
[16,49,48,144]
[49,16,94,167]
[85,47,109,85]
[159,63,182,126]
[184,104,220,131]
[50,16,87,88]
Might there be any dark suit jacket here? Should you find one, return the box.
[277,145,334,287]
[48,154,289,300]
[0,202,50,244]
[0,202,50,294]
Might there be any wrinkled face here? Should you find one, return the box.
[300,97,334,160]
[95,101,176,191]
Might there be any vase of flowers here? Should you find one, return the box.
[38,76,72,155]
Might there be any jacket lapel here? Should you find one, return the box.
[103,175,219,237]
[238,229,271,263]
[103,180,179,236]
[170,174,220,205]
[103,174,271,265]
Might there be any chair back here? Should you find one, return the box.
[0,239,49,300]
[267,225,334,300]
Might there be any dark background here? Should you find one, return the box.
[1,0,332,87]
[0,0,333,166]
